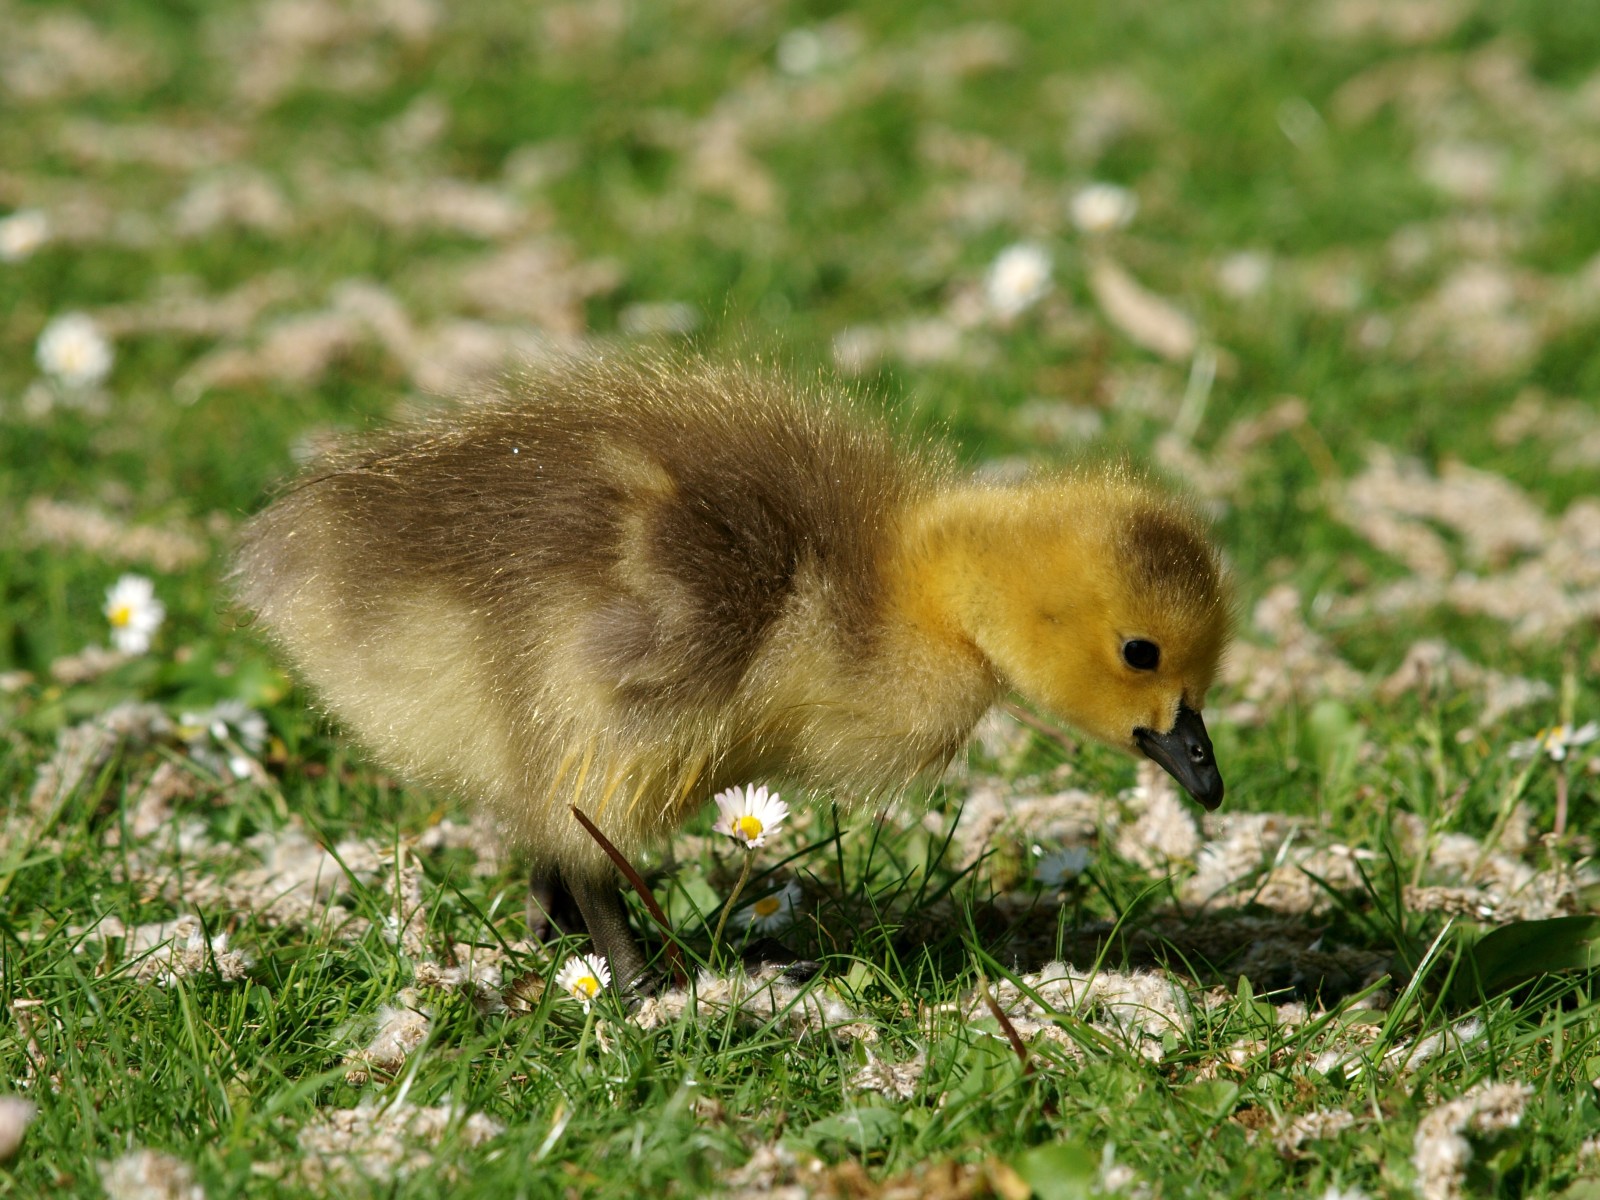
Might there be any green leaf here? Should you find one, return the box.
[1307,698,1361,787]
[662,875,720,929]
[1454,917,1600,1003]
[1233,973,1276,1023]
[796,1106,900,1155]
[1012,1142,1097,1200]
[941,1034,1024,1108]
[1174,1078,1240,1123]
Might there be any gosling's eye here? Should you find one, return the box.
[1122,639,1160,671]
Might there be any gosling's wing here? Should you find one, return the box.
[237,358,940,712]
[567,366,934,708]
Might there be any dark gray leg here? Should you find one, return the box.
[567,871,650,992]
[741,936,822,984]
[525,868,582,941]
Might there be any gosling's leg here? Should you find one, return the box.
[567,871,650,992]
[741,936,823,984]
[525,868,583,941]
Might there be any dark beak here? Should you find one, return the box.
[1134,701,1224,811]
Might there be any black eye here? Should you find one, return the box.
[1122,639,1160,671]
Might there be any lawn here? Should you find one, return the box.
[3,0,1600,1196]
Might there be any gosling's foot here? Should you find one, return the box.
[741,936,822,984]
[525,870,584,942]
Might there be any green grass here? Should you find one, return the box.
[4,0,1600,1195]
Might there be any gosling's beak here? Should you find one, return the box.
[1134,701,1224,811]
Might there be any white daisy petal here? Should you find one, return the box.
[103,574,164,655]
[712,784,789,850]
[742,880,802,933]
[555,954,611,1010]
[1033,845,1092,887]
[36,312,113,389]
[984,242,1052,319]
[1510,721,1600,763]
[178,699,270,778]
[1069,182,1138,234]
[0,209,50,262]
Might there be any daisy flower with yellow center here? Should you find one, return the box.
[103,574,165,655]
[1509,722,1599,763]
[984,242,1052,319]
[742,880,802,933]
[554,954,611,1010]
[1032,845,1092,887]
[1069,182,1139,235]
[712,784,788,850]
[178,700,270,780]
[0,209,49,263]
[36,312,113,389]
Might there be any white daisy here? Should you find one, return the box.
[742,880,802,933]
[776,28,825,76]
[555,954,611,1010]
[1069,182,1138,234]
[1509,722,1599,763]
[1216,250,1271,299]
[0,1096,36,1161]
[210,699,268,751]
[984,242,1053,319]
[0,210,49,262]
[1033,845,1092,886]
[178,700,269,779]
[103,574,164,655]
[712,784,789,850]
[36,312,114,389]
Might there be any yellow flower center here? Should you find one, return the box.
[109,603,133,628]
[753,896,781,917]
[572,974,601,999]
[735,814,764,842]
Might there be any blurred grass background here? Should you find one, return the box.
[3,0,1600,1195]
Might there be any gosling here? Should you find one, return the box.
[235,357,1233,987]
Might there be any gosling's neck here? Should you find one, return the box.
[884,481,1109,671]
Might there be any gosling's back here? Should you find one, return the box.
[236,359,954,869]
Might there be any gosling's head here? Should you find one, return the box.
[936,472,1234,809]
